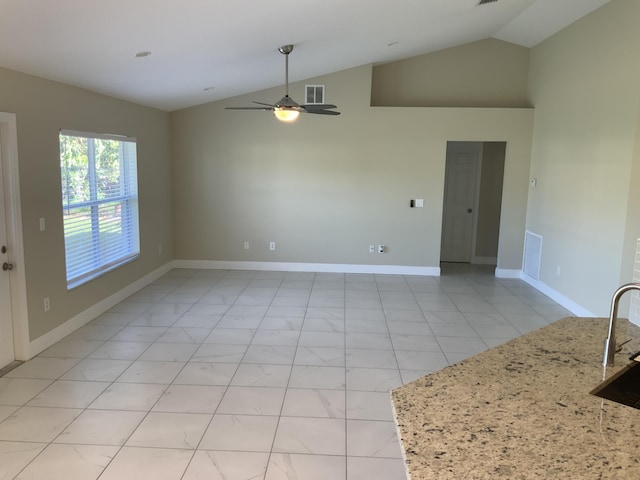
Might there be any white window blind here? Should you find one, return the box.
[59,130,140,288]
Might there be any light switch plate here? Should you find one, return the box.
[415,199,424,208]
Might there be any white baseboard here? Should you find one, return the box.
[173,260,440,277]
[495,268,521,279]
[520,272,595,317]
[27,262,174,359]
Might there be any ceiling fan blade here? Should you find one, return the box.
[305,109,341,116]
[302,104,338,111]
[252,101,276,107]
[225,106,274,111]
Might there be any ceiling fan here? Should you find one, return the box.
[226,45,341,122]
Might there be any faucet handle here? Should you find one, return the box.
[616,338,632,353]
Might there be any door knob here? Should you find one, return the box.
[2,262,13,271]
[467,208,473,213]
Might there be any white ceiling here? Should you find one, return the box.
[0,0,610,112]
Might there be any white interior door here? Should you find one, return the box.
[0,129,16,368]
[440,142,481,263]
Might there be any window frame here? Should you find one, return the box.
[59,129,140,289]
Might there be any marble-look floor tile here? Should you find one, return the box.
[204,328,256,345]
[282,389,346,418]
[97,446,193,480]
[88,383,167,411]
[4,357,80,380]
[0,266,575,480]
[182,450,269,480]
[347,456,408,480]
[0,378,52,406]
[37,338,104,359]
[273,416,345,455]
[216,386,286,415]
[251,329,300,346]
[288,366,345,390]
[0,406,82,442]
[55,409,145,445]
[347,391,394,421]
[394,350,449,371]
[298,331,345,348]
[137,342,198,361]
[346,348,398,369]
[59,359,132,382]
[110,326,167,343]
[0,441,47,479]
[199,414,279,452]
[345,368,403,392]
[266,453,346,480]
[435,336,489,355]
[294,347,345,367]
[87,341,151,360]
[231,363,292,388]
[242,345,296,365]
[172,362,237,386]
[347,420,403,458]
[126,412,211,449]
[26,380,109,408]
[152,384,226,413]
[192,344,248,363]
[13,443,118,480]
[0,405,18,422]
[117,360,185,384]
[156,327,211,344]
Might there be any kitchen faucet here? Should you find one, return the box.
[602,283,640,368]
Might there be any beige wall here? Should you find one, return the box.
[0,67,173,341]
[527,0,640,315]
[171,65,533,271]
[371,39,531,108]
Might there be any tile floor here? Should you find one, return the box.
[0,263,571,480]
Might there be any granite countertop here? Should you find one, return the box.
[392,317,640,479]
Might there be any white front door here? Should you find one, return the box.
[0,129,15,368]
[440,142,481,263]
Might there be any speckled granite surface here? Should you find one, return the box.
[392,317,640,479]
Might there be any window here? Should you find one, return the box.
[59,130,139,288]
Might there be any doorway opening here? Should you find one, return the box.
[440,141,506,268]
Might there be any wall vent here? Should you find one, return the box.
[523,231,542,280]
[305,85,325,104]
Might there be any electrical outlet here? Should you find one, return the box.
[244,241,250,250]
[44,297,50,312]
[269,241,276,251]
[369,244,375,254]
[378,245,385,254]
[39,217,45,232]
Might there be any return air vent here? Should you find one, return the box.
[305,85,325,104]
[523,231,542,280]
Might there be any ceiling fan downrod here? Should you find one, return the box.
[278,45,294,98]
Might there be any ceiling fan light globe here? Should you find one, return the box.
[274,108,300,123]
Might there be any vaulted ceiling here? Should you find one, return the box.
[0,0,610,111]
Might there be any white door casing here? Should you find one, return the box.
[441,142,482,263]
[0,112,28,365]
[0,127,14,368]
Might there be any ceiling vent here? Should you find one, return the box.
[478,0,498,4]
